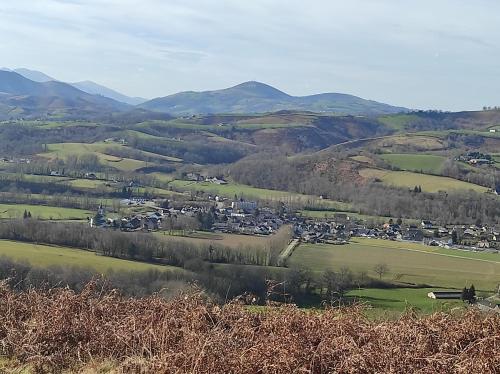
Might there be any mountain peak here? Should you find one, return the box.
[140,80,408,115]
[13,68,55,82]
[226,81,290,99]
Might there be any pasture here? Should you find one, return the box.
[169,180,351,210]
[377,114,421,130]
[350,155,375,164]
[373,135,445,151]
[288,239,500,290]
[359,168,488,193]
[155,225,291,249]
[0,240,175,273]
[40,142,175,171]
[379,153,446,174]
[0,203,92,220]
[347,287,463,314]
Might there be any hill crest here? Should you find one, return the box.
[140,81,408,115]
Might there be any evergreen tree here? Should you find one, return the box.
[461,286,469,301]
[469,284,476,303]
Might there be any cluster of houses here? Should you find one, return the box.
[89,192,500,254]
[211,200,285,235]
[455,151,494,166]
[103,137,127,145]
[294,220,349,244]
[1,157,31,164]
[90,197,288,236]
[89,205,164,231]
[292,215,499,253]
[184,172,227,185]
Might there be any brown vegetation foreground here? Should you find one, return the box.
[0,282,499,373]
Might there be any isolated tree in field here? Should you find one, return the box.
[373,263,389,280]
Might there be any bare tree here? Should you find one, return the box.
[373,263,389,280]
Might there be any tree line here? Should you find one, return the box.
[0,220,285,268]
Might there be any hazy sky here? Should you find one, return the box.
[1,0,499,110]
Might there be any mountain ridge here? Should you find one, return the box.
[0,70,130,119]
[140,81,408,115]
[3,68,146,106]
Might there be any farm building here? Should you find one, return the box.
[427,291,462,300]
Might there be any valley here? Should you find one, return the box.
[0,71,499,319]
[0,106,498,317]
[2,4,500,372]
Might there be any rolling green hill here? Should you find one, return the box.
[359,169,488,193]
[140,81,408,115]
[380,154,446,174]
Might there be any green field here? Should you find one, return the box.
[39,142,178,171]
[0,203,92,220]
[289,239,500,290]
[169,180,351,210]
[380,154,446,174]
[359,168,488,193]
[347,287,463,314]
[377,114,421,130]
[0,240,176,273]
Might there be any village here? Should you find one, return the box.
[89,193,500,255]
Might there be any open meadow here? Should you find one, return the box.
[39,142,177,172]
[0,240,175,273]
[169,180,351,210]
[155,225,291,249]
[359,168,488,193]
[0,203,92,220]
[347,287,463,315]
[288,239,500,290]
[379,153,446,174]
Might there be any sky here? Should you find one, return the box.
[1,0,499,111]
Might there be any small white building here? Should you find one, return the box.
[232,200,257,212]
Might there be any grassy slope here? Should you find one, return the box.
[0,240,176,273]
[155,230,280,248]
[0,203,92,220]
[347,287,463,314]
[289,239,500,290]
[377,114,421,130]
[169,180,351,210]
[359,168,488,193]
[39,142,177,171]
[380,154,446,174]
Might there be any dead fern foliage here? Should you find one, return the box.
[0,281,499,373]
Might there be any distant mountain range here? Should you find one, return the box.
[139,81,408,115]
[1,68,146,106]
[0,68,408,118]
[0,70,130,119]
